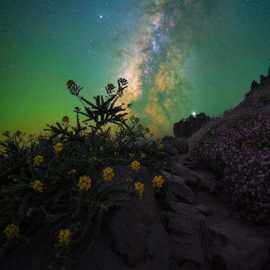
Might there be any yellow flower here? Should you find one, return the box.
[54,143,64,154]
[31,180,44,193]
[152,175,165,190]
[33,155,44,167]
[78,175,92,191]
[3,224,20,240]
[134,181,144,198]
[103,167,115,182]
[57,228,72,247]
[130,160,141,171]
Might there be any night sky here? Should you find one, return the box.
[1,0,270,136]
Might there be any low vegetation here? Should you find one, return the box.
[0,79,168,267]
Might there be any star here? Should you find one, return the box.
[192,112,197,117]
[99,15,103,19]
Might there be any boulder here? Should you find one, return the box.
[161,170,195,204]
[207,221,270,270]
[105,166,171,269]
[251,80,259,91]
[196,204,212,216]
[161,136,179,155]
[165,202,209,267]
[173,113,210,138]
[173,137,189,154]
[168,163,202,187]
[161,136,189,155]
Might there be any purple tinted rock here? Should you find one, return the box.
[173,113,210,138]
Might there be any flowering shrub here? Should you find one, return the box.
[0,78,169,263]
[190,113,270,223]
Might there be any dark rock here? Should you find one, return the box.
[161,170,186,186]
[173,113,210,138]
[107,167,170,269]
[161,136,179,155]
[195,170,218,193]
[251,80,259,91]
[164,144,179,155]
[161,136,189,155]
[161,170,195,204]
[174,138,189,154]
[207,222,270,270]
[165,202,209,267]
[0,226,54,270]
[169,163,202,187]
[196,204,212,216]
[76,232,127,270]
[260,74,267,84]
[180,261,203,270]
[161,136,175,144]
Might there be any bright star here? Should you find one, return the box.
[99,15,103,19]
[192,111,197,117]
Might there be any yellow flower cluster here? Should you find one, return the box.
[152,175,165,190]
[134,181,144,198]
[78,175,92,191]
[54,143,64,154]
[33,155,44,167]
[57,228,72,247]
[130,160,141,171]
[103,167,115,182]
[31,180,44,193]
[3,224,19,240]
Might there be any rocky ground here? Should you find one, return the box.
[1,69,270,269]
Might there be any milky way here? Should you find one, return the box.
[1,0,270,135]
[117,0,208,135]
